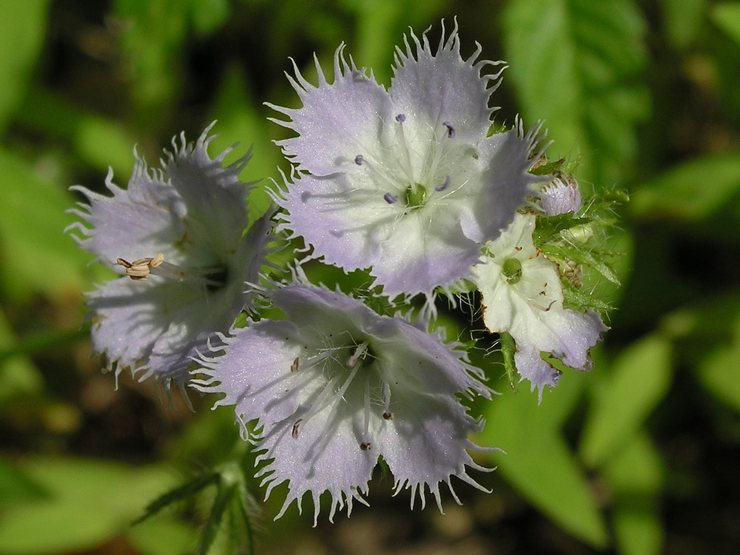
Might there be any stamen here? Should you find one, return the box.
[382,411,393,420]
[443,121,455,138]
[345,342,369,369]
[290,357,300,373]
[291,419,303,439]
[151,259,227,289]
[384,192,398,204]
[360,442,371,450]
[116,253,164,280]
[354,154,364,165]
[435,175,451,192]
[395,113,406,123]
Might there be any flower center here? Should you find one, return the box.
[502,257,523,284]
[403,183,428,209]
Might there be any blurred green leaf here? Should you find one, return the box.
[0,309,43,405]
[18,89,136,177]
[698,341,740,411]
[482,373,608,547]
[602,434,664,555]
[126,516,196,555]
[0,458,48,507]
[503,0,649,184]
[209,65,283,223]
[580,335,672,468]
[660,0,708,49]
[187,0,230,36]
[0,457,178,554]
[711,2,740,44]
[0,0,49,133]
[0,148,89,300]
[631,152,740,221]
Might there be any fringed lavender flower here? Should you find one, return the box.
[268,21,541,306]
[192,284,493,524]
[67,124,271,390]
[539,175,582,216]
[472,214,606,401]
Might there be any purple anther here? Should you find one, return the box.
[395,113,406,123]
[443,121,455,138]
[354,154,364,165]
[383,192,398,204]
[435,175,451,192]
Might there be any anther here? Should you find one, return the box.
[360,442,371,450]
[346,342,369,369]
[116,253,164,280]
[383,192,398,204]
[435,175,451,192]
[443,121,455,138]
[354,154,364,165]
[382,411,393,420]
[290,357,300,373]
[395,113,406,123]
[291,419,303,439]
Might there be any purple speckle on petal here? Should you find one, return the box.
[435,176,451,192]
[443,121,455,138]
[395,113,406,123]
[354,154,364,165]
[384,192,398,204]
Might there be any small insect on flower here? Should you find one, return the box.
[67,123,272,389]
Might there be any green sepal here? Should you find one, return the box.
[500,332,519,390]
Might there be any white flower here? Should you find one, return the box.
[268,21,540,304]
[193,284,493,523]
[472,213,606,400]
[68,124,271,388]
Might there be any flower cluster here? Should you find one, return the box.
[71,22,616,523]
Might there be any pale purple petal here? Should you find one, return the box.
[539,176,582,215]
[193,284,491,521]
[514,345,561,403]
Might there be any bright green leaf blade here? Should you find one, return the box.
[208,64,283,224]
[711,2,740,44]
[0,457,178,554]
[0,457,48,506]
[481,376,607,547]
[18,88,137,177]
[631,152,740,221]
[199,483,236,555]
[0,148,89,300]
[0,0,50,133]
[660,0,708,49]
[133,473,219,524]
[698,342,740,411]
[602,434,664,555]
[580,335,673,468]
[502,0,649,184]
[126,516,197,555]
[0,308,43,405]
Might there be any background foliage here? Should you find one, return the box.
[0,0,738,553]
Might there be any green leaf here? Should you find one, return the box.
[481,372,608,547]
[0,308,43,405]
[199,484,236,555]
[0,0,50,133]
[711,2,740,45]
[0,457,48,506]
[17,88,136,177]
[208,65,283,224]
[698,341,740,411]
[580,335,672,468]
[0,148,90,300]
[502,0,649,184]
[133,473,219,524]
[602,434,664,555]
[660,0,708,49]
[0,457,178,554]
[631,152,740,221]
[126,516,196,555]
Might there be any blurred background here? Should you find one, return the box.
[0,0,738,553]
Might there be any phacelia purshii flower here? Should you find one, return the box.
[472,214,606,401]
[538,175,582,216]
[68,124,271,389]
[268,21,542,303]
[192,284,493,523]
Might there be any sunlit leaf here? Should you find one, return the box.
[602,434,664,555]
[580,335,672,468]
[126,517,196,555]
[0,308,43,405]
[0,457,177,554]
[0,0,50,133]
[631,152,740,221]
[660,0,708,49]
[711,2,740,44]
[698,341,740,411]
[0,148,89,300]
[481,373,608,547]
[502,0,649,184]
